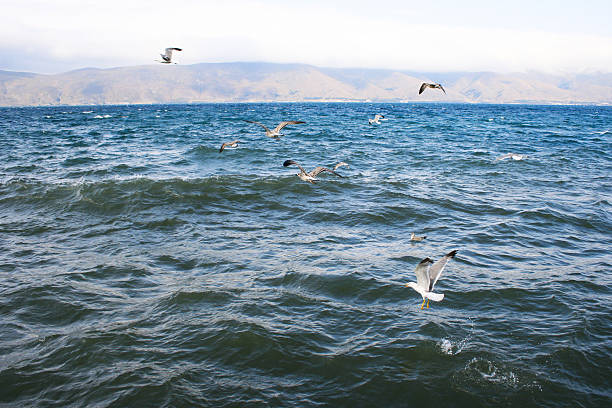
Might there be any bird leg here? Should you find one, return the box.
[426,299,430,309]
[420,299,426,310]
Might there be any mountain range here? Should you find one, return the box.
[1,62,611,106]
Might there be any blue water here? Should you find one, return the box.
[1,103,611,407]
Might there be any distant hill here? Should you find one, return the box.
[0,70,37,84]
[0,63,611,106]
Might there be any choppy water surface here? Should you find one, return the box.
[1,103,611,407]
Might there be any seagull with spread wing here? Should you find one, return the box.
[369,114,386,125]
[283,160,345,184]
[406,250,457,309]
[157,47,182,64]
[245,120,305,138]
[219,140,240,153]
[419,82,446,95]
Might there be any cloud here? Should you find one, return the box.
[2,0,611,74]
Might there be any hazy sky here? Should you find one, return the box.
[3,0,612,74]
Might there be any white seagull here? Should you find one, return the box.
[419,82,446,95]
[369,114,386,125]
[405,250,457,310]
[219,140,240,153]
[245,120,305,138]
[283,160,345,184]
[157,47,182,64]
[496,153,526,161]
[410,232,427,242]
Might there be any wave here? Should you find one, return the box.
[0,174,295,209]
[2,103,611,407]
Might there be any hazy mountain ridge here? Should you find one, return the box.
[0,62,611,106]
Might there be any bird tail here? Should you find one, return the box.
[426,292,444,302]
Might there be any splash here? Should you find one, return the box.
[439,337,469,355]
[439,316,474,355]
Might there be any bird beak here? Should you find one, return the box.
[405,283,409,287]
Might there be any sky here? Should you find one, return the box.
[2,0,612,74]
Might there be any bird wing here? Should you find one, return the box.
[274,121,305,133]
[414,258,432,291]
[164,47,182,57]
[496,153,512,161]
[309,167,343,178]
[219,140,238,152]
[283,160,308,174]
[374,114,384,120]
[245,120,270,133]
[428,250,457,291]
[419,83,429,94]
[333,162,349,171]
[438,84,446,94]
[163,48,175,59]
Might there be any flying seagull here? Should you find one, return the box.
[410,232,427,242]
[406,250,457,309]
[419,83,446,95]
[245,120,305,138]
[283,160,344,184]
[219,140,240,153]
[369,114,386,125]
[158,47,182,64]
[496,153,526,161]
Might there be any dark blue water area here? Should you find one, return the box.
[0,103,611,407]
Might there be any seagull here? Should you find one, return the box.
[419,83,446,95]
[219,140,240,153]
[245,120,305,138]
[410,232,427,241]
[496,153,526,161]
[405,250,457,310]
[157,47,182,64]
[369,114,386,125]
[283,160,344,184]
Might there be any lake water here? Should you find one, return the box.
[1,103,611,407]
